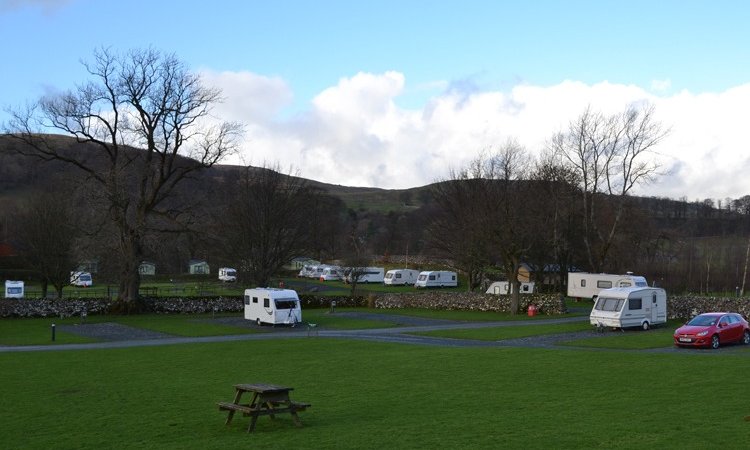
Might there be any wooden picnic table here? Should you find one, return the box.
[218,383,311,433]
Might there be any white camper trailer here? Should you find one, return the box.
[5,280,24,298]
[218,267,237,282]
[306,265,327,279]
[567,272,647,300]
[486,281,535,295]
[344,267,385,284]
[70,271,93,287]
[384,269,420,286]
[243,287,302,326]
[319,266,343,281]
[589,286,667,330]
[415,271,458,288]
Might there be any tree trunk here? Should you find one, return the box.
[118,237,142,302]
[41,280,48,299]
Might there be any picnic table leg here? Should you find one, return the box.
[247,412,260,433]
[225,390,245,425]
[264,402,277,419]
[290,410,303,427]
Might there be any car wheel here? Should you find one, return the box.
[743,330,750,345]
[711,334,720,349]
[256,318,261,326]
[641,321,650,331]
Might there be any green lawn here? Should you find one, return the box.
[2,338,749,449]
[0,316,98,346]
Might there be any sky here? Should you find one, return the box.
[1,0,749,201]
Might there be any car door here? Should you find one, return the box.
[717,316,733,342]
[726,314,743,342]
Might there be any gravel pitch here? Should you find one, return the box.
[58,323,174,341]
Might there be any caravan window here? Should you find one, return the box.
[396,273,402,279]
[263,298,269,308]
[595,297,624,312]
[244,296,250,305]
[275,299,297,310]
[253,297,258,304]
[597,280,613,289]
[628,298,642,310]
[581,280,586,287]
[429,275,436,280]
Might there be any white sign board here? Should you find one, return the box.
[5,280,24,298]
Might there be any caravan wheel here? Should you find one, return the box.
[256,318,261,326]
[641,321,650,331]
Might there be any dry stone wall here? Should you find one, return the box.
[374,292,567,314]
[2,293,748,319]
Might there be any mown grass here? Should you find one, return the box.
[2,339,750,449]
[0,316,98,345]
[0,310,404,346]
[361,307,586,321]
[411,321,592,340]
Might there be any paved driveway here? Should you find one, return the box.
[2,312,748,355]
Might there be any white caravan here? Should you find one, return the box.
[243,287,302,326]
[567,272,647,300]
[306,265,327,279]
[5,280,24,298]
[589,286,667,330]
[70,271,93,287]
[486,281,535,295]
[345,267,385,284]
[218,267,237,282]
[384,269,420,286]
[298,265,313,277]
[415,271,458,288]
[319,266,343,281]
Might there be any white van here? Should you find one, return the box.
[415,271,458,288]
[567,272,647,300]
[589,286,667,331]
[384,269,420,286]
[218,267,237,282]
[243,287,302,326]
[486,281,535,295]
[70,271,93,287]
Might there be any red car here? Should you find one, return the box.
[674,312,750,349]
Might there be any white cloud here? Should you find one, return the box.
[651,78,672,92]
[204,70,750,200]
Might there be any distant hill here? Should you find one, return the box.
[0,134,433,213]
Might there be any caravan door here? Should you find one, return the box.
[651,293,659,324]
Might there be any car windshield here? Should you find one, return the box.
[594,297,624,312]
[687,315,719,326]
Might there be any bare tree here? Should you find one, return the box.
[224,165,317,288]
[428,139,534,313]
[11,190,80,298]
[549,104,667,272]
[4,48,241,303]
